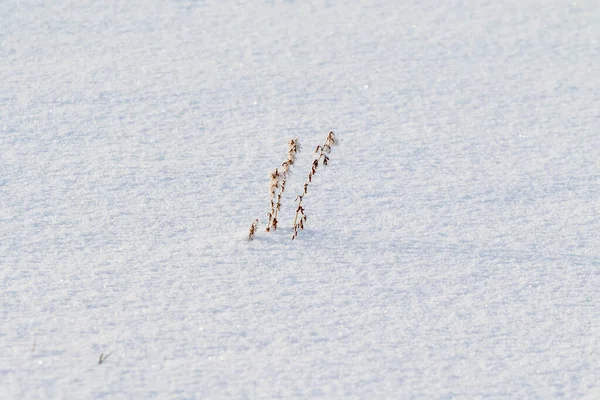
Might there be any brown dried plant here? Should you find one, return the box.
[248,137,300,240]
[248,219,259,241]
[266,137,300,232]
[292,131,337,240]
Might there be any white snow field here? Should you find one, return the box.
[2,0,600,398]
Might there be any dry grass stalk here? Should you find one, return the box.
[265,168,280,231]
[248,219,259,241]
[292,131,337,240]
[98,352,112,364]
[266,137,300,232]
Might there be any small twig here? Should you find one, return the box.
[31,340,36,353]
[98,352,113,364]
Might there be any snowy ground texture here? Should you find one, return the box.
[2,0,600,398]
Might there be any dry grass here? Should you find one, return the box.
[248,132,337,241]
[248,138,300,240]
[266,137,300,232]
[248,219,259,241]
[292,131,337,240]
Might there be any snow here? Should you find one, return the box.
[2,0,600,398]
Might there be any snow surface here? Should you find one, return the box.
[2,0,600,398]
